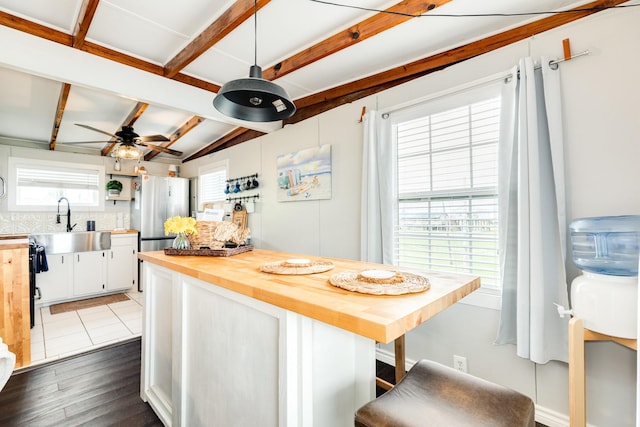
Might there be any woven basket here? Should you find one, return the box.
[188,221,249,249]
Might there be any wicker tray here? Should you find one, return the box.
[164,244,253,257]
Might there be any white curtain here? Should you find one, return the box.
[361,110,395,264]
[495,57,570,364]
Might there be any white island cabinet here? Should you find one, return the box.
[139,249,480,427]
[142,261,374,427]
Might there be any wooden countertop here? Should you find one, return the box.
[138,249,480,343]
[0,234,29,248]
[109,229,138,235]
[0,234,28,240]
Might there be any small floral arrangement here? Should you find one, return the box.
[165,216,197,250]
[164,216,198,236]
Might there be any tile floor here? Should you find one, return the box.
[29,290,143,368]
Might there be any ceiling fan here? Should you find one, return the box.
[70,124,183,157]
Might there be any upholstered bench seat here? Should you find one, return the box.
[355,359,535,427]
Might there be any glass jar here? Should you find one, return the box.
[172,232,191,250]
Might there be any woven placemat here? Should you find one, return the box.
[259,258,335,275]
[329,270,430,295]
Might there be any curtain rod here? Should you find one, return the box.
[547,49,590,69]
[380,49,591,118]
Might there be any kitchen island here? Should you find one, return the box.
[138,249,480,427]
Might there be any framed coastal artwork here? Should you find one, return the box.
[277,144,332,201]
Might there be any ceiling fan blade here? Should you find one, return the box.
[138,142,183,156]
[137,134,170,143]
[75,124,119,139]
[60,140,114,144]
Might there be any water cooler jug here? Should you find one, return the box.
[569,215,640,339]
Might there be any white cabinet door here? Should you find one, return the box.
[35,253,73,304]
[73,251,107,297]
[108,246,135,291]
[108,234,137,291]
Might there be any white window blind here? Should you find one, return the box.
[9,157,104,209]
[394,94,500,288]
[199,163,227,208]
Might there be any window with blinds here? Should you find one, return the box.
[199,162,227,209]
[9,157,104,209]
[394,94,501,289]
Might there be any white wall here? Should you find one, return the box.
[182,7,640,426]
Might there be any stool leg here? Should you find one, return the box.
[394,335,406,383]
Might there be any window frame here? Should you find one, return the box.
[8,157,106,211]
[198,160,228,210]
[382,79,504,310]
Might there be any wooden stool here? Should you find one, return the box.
[355,359,535,427]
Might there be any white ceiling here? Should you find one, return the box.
[0,0,613,161]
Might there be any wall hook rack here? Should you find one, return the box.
[225,173,259,194]
[226,194,260,203]
[226,173,258,183]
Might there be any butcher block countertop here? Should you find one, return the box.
[109,229,138,235]
[138,249,480,344]
[0,234,28,243]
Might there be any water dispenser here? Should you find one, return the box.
[569,215,640,339]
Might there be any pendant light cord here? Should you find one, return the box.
[254,0,258,67]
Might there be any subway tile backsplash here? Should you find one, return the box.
[0,212,130,234]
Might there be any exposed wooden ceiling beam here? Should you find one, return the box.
[188,70,432,158]
[73,0,100,48]
[101,102,148,157]
[293,0,627,112]
[0,10,72,44]
[262,0,446,81]
[186,0,626,160]
[144,116,204,161]
[163,0,271,79]
[0,0,627,162]
[49,83,71,150]
[183,127,264,162]
[171,74,220,93]
[0,11,219,92]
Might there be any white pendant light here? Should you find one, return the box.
[213,0,295,122]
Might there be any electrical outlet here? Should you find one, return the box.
[453,355,468,373]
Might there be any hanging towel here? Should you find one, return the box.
[36,245,48,273]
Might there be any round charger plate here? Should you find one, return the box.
[259,259,335,275]
[329,270,430,295]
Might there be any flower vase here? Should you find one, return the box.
[172,232,191,250]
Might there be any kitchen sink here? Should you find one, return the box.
[30,231,111,254]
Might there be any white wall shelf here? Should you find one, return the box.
[106,176,133,203]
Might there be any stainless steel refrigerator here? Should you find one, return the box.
[131,175,189,252]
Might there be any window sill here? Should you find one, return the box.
[458,287,501,310]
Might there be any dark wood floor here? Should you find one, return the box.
[2,343,546,427]
[0,338,162,427]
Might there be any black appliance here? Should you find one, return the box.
[28,242,41,329]
[28,242,36,328]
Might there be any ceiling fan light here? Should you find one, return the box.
[213,65,296,122]
[115,144,142,160]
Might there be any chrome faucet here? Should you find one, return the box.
[56,197,76,232]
